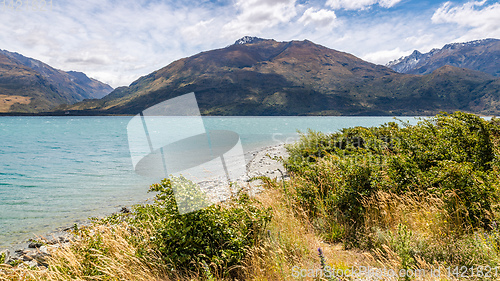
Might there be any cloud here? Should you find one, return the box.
[404,34,436,47]
[222,0,298,36]
[0,0,230,87]
[432,0,500,41]
[326,0,402,10]
[181,19,215,40]
[361,47,408,65]
[298,8,338,28]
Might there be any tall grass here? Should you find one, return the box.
[282,112,500,278]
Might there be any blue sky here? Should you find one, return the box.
[0,0,499,87]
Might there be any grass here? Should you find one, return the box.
[0,178,377,281]
[0,95,31,113]
[3,111,500,280]
[281,112,500,280]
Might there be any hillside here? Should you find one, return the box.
[0,50,113,113]
[387,38,500,77]
[60,37,500,116]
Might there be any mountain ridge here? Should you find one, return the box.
[0,49,113,113]
[57,37,500,116]
[387,38,500,77]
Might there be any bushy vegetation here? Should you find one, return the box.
[131,178,271,277]
[285,112,500,272]
[83,178,271,279]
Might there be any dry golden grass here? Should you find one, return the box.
[0,182,486,281]
[0,222,172,281]
[361,190,499,281]
[243,180,382,281]
[244,187,319,280]
[0,95,31,112]
[47,223,169,281]
[363,190,454,238]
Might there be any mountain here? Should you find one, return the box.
[387,38,500,77]
[60,37,500,116]
[0,50,113,113]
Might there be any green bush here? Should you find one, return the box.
[131,178,272,278]
[69,177,272,279]
[395,112,494,171]
[427,161,497,228]
[285,112,500,248]
[330,160,375,246]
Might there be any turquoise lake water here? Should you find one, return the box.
[0,116,420,248]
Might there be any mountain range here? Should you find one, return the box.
[386,38,500,77]
[0,50,112,113]
[58,36,500,116]
[2,37,499,115]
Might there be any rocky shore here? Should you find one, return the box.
[0,143,289,269]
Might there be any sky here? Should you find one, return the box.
[0,0,499,88]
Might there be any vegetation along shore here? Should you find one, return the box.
[3,111,500,280]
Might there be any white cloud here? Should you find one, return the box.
[432,1,500,41]
[0,0,230,87]
[326,0,402,10]
[404,34,435,47]
[361,47,407,65]
[298,8,338,28]
[181,19,215,40]
[222,0,298,37]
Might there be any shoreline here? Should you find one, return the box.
[0,143,289,267]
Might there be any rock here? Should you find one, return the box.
[39,246,48,255]
[19,260,38,268]
[28,241,44,248]
[58,236,70,243]
[34,250,50,267]
[29,260,38,267]
[47,239,58,245]
[61,226,73,231]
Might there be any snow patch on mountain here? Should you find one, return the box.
[234,36,265,45]
[386,38,499,75]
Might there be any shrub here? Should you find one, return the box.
[395,112,494,171]
[131,178,272,278]
[284,111,500,251]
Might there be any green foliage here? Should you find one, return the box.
[395,112,494,171]
[427,161,497,228]
[285,112,500,249]
[391,224,415,280]
[131,177,272,278]
[9,259,22,267]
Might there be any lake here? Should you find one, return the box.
[0,116,420,248]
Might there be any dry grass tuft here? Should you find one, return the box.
[46,223,168,281]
